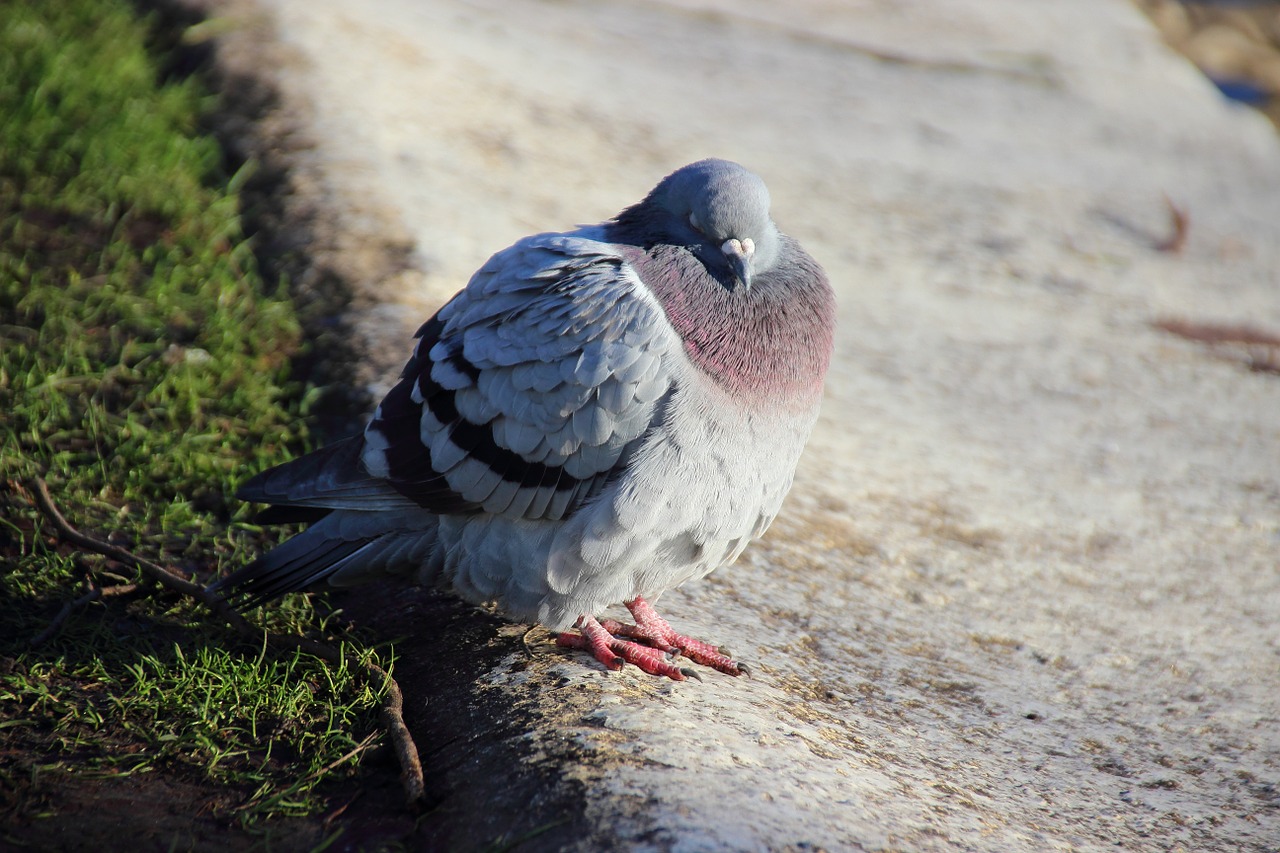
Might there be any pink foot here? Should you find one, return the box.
[555,596,749,680]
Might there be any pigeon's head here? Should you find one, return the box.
[639,159,782,291]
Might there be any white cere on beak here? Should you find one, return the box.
[721,238,755,260]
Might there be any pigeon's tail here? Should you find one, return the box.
[236,436,414,514]
[210,521,372,609]
[210,509,441,609]
[212,436,441,609]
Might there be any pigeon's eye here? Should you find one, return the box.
[688,211,703,233]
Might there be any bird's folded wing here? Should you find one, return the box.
[361,233,678,521]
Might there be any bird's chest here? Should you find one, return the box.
[534,377,818,623]
[600,377,815,554]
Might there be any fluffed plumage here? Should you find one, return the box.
[212,159,836,679]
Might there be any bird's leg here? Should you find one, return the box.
[557,614,696,681]
[555,596,747,679]
[614,596,747,676]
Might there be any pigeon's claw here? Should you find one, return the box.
[558,615,691,680]
[624,596,748,676]
[556,596,749,680]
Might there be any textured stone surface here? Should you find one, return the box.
[205,0,1280,849]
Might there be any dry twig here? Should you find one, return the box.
[25,476,426,806]
[29,583,102,648]
[1155,194,1189,254]
[28,580,140,648]
[1153,319,1280,376]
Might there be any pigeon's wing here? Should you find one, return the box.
[361,233,678,521]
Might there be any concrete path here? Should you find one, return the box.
[207,0,1279,849]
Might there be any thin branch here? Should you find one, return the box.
[367,658,425,803]
[25,476,426,807]
[29,476,226,606]
[29,583,101,648]
[241,730,381,815]
[28,579,141,649]
[314,730,380,780]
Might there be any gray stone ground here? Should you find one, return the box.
[202,0,1279,849]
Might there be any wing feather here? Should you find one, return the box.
[362,233,678,522]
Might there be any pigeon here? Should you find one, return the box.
[212,158,836,680]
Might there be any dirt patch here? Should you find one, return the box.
[5,772,327,852]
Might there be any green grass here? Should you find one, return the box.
[0,0,387,826]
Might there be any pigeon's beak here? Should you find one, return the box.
[721,238,755,290]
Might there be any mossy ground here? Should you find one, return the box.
[0,1,399,845]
